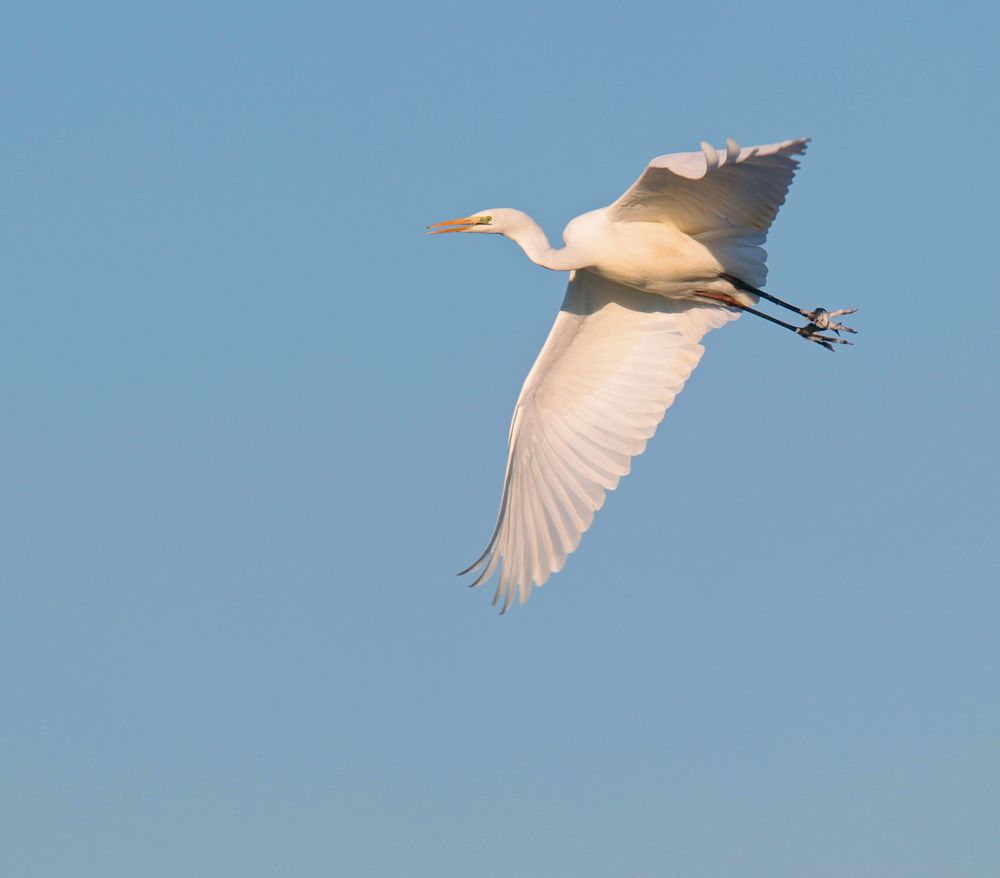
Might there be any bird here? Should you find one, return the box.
[429,137,856,612]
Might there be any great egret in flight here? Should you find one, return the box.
[430,137,856,612]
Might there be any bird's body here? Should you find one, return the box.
[430,138,855,611]
[512,207,757,303]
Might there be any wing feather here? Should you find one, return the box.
[462,269,738,610]
[611,137,809,237]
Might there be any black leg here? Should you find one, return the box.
[720,272,807,316]
[719,273,859,335]
[694,290,851,352]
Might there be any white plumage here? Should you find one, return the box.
[431,138,819,610]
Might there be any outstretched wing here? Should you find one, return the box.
[610,138,809,236]
[461,270,738,611]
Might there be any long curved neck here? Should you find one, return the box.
[506,214,586,272]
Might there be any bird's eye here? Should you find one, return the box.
[478,215,493,224]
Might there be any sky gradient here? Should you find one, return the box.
[3,2,999,876]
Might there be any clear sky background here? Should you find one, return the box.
[3,2,998,876]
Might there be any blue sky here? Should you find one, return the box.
[3,2,998,876]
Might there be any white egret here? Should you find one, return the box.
[430,138,856,612]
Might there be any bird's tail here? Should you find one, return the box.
[695,229,770,291]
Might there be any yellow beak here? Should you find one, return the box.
[426,216,477,235]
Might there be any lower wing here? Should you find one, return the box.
[461,269,739,611]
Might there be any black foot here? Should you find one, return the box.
[803,307,858,334]
[796,322,854,352]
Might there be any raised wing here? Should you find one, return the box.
[461,270,738,611]
[610,138,809,236]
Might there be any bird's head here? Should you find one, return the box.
[427,208,523,236]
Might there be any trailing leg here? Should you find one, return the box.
[719,273,858,336]
[694,290,852,352]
